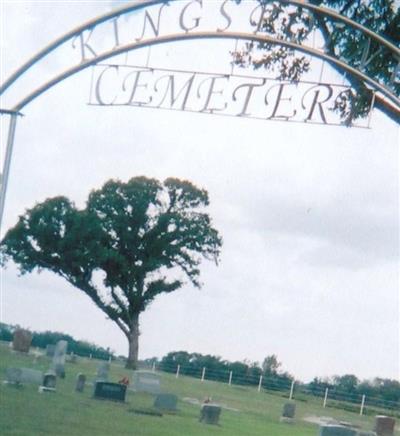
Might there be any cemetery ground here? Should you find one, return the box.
[0,343,395,436]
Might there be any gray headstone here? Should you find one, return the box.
[199,404,221,425]
[52,340,68,378]
[12,329,32,353]
[96,362,110,382]
[46,344,55,357]
[133,371,161,394]
[319,425,358,436]
[374,416,395,436]
[76,373,86,392]
[42,373,57,389]
[94,382,126,402]
[154,393,178,411]
[282,402,296,418]
[5,367,43,385]
[5,367,23,384]
[357,432,376,436]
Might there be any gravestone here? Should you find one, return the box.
[96,362,110,382]
[39,373,57,393]
[374,416,395,436]
[94,382,126,402]
[52,340,68,378]
[319,425,357,436]
[199,404,222,425]
[282,402,296,418]
[4,367,43,385]
[133,370,161,394]
[154,393,178,411]
[12,329,32,353]
[76,373,86,392]
[43,373,57,389]
[46,344,55,357]
[357,432,376,436]
[4,367,23,384]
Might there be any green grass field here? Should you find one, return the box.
[0,343,390,435]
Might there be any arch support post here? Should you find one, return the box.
[0,113,18,232]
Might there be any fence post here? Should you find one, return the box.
[360,394,366,416]
[176,364,180,378]
[323,388,329,408]
[258,375,263,392]
[201,367,206,382]
[289,380,295,400]
[228,371,233,386]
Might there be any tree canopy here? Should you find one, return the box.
[233,0,399,125]
[1,176,222,368]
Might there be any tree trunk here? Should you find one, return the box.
[125,313,140,369]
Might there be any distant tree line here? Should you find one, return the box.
[0,323,115,360]
[307,375,400,411]
[147,351,293,390]
[144,351,399,412]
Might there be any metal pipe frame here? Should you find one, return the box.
[9,31,400,112]
[1,0,399,230]
[1,0,399,99]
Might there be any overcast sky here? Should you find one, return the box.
[0,0,399,383]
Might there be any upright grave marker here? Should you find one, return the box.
[154,394,178,412]
[39,373,57,393]
[199,403,222,425]
[96,362,110,382]
[133,370,161,394]
[280,402,296,423]
[94,382,126,402]
[52,340,68,378]
[46,344,55,357]
[12,329,32,353]
[76,373,86,392]
[374,416,395,436]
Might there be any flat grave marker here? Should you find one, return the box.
[4,367,43,385]
[319,425,357,436]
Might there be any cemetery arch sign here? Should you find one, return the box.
[1,0,399,226]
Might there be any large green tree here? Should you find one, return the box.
[233,0,399,125]
[0,176,222,368]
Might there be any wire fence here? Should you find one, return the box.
[138,361,400,417]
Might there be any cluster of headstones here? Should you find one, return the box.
[92,367,180,412]
[7,333,397,431]
[279,402,396,436]
[8,331,69,393]
[318,416,396,436]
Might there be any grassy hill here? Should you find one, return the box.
[0,343,393,435]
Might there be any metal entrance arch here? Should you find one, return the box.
[1,0,399,227]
